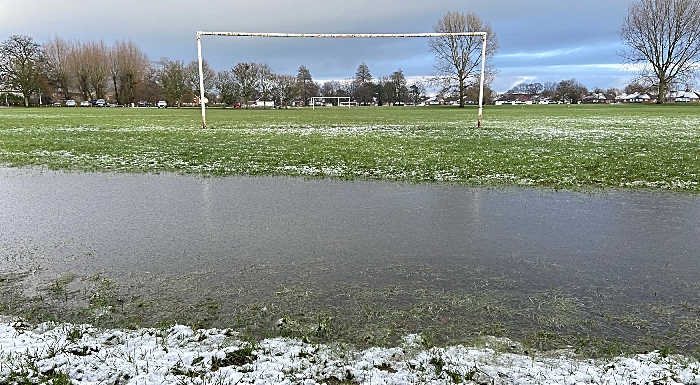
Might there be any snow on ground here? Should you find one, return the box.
[1,317,699,384]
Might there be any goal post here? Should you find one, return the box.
[311,96,352,109]
[196,31,488,128]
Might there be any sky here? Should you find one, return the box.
[0,0,637,93]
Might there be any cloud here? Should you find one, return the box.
[499,47,586,60]
[0,0,641,90]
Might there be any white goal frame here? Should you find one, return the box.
[196,31,488,128]
[310,96,352,109]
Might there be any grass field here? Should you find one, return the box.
[2,104,700,361]
[0,104,698,191]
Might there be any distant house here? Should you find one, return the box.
[494,93,533,105]
[582,92,616,104]
[669,90,700,103]
[616,92,657,103]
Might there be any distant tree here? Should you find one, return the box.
[620,0,700,103]
[0,35,45,106]
[82,41,110,100]
[67,41,92,101]
[555,78,588,103]
[110,40,149,104]
[354,62,372,83]
[541,81,558,99]
[133,66,161,103]
[353,62,374,105]
[375,76,390,105]
[232,62,260,107]
[214,70,236,105]
[464,81,495,104]
[320,80,344,98]
[429,11,498,108]
[271,74,299,107]
[156,58,188,106]
[510,82,543,95]
[624,79,652,94]
[186,58,216,104]
[296,65,314,106]
[42,36,73,101]
[257,63,274,107]
[408,81,427,105]
[387,69,409,104]
[605,87,622,97]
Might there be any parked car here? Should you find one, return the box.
[157,100,167,108]
[80,100,91,107]
[52,102,62,107]
[65,99,77,107]
[233,102,242,108]
[94,99,107,107]
[137,101,151,107]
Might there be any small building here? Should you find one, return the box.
[616,92,657,104]
[582,92,616,104]
[669,90,700,103]
[494,93,533,105]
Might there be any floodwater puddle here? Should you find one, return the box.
[1,167,699,353]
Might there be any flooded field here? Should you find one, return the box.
[1,167,699,355]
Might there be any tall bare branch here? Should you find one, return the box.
[620,0,700,103]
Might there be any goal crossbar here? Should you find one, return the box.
[196,31,488,128]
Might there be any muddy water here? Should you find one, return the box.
[2,167,699,350]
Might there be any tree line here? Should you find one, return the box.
[0,11,499,108]
[0,33,487,108]
[3,1,700,108]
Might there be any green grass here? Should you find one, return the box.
[0,104,698,191]
[2,104,700,358]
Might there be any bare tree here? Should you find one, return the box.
[620,0,700,103]
[186,58,215,103]
[429,11,498,108]
[540,81,558,99]
[110,40,149,105]
[66,41,92,101]
[232,62,260,107]
[215,70,237,105]
[509,82,544,95]
[43,36,73,100]
[82,41,110,100]
[320,80,345,98]
[271,74,299,107]
[408,81,427,105]
[257,63,274,107]
[0,35,45,106]
[555,78,588,103]
[156,58,189,106]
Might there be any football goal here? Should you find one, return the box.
[196,31,488,128]
[310,96,352,109]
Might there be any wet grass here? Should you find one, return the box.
[1,104,700,360]
[0,104,698,191]
[2,254,700,360]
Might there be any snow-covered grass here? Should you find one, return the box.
[2,318,699,385]
[0,104,699,191]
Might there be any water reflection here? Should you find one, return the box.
[2,168,699,287]
[1,167,699,349]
